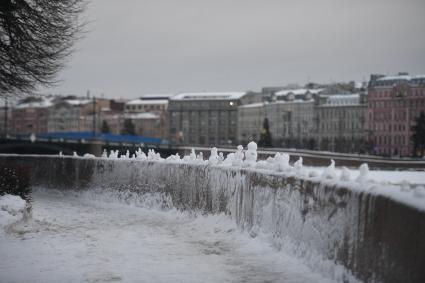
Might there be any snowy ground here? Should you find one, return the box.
[0,189,334,283]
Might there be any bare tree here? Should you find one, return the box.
[0,0,85,95]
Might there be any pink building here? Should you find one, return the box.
[368,73,425,157]
[11,97,53,135]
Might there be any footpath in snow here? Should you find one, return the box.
[0,189,333,283]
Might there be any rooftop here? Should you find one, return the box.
[319,94,361,106]
[126,99,168,106]
[275,88,323,96]
[15,98,54,109]
[170,92,246,101]
[124,112,159,119]
[140,94,175,100]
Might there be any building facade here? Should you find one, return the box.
[11,97,53,135]
[123,113,162,138]
[368,73,425,157]
[237,89,319,148]
[237,103,265,145]
[313,94,368,153]
[125,94,171,139]
[0,104,11,137]
[168,92,249,146]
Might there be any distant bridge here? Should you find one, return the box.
[0,135,176,157]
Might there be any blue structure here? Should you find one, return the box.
[36,132,164,145]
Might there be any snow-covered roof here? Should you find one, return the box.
[64,99,91,106]
[275,88,323,96]
[320,94,360,106]
[126,99,168,106]
[15,99,54,109]
[377,74,425,82]
[239,102,265,109]
[170,92,246,101]
[124,113,159,119]
[141,93,175,99]
[273,99,314,105]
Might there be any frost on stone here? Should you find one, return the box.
[209,147,219,165]
[120,150,130,159]
[413,186,425,198]
[243,142,257,167]
[232,145,244,167]
[196,152,204,163]
[322,159,336,179]
[101,149,108,158]
[268,153,290,172]
[147,149,161,161]
[218,152,224,164]
[308,170,319,178]
[223,153,235,166]
[293,157,303,174]
[73,151,78,157]
[109,150,119,159]
[189,149,197,162]
[59,151,63,156]
[356,163,369,183]
[30,133,36,143]
[400,180,410,192]
[135,148,147,160]
[166,153,181,162]
[83,153,96,158]
[340,167,351,181]
[0,194,28,229]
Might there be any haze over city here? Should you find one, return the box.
[44,0,425,99]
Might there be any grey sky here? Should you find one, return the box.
[45,0,425,99]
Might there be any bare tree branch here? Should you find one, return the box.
[0,0,85,96]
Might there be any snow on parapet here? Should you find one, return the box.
[64,141,425,211]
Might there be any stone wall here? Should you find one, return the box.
[0,154,424,283]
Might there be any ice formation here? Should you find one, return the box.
[232,145,244,166]
[196,152,204,163]
[83,153,96,158]
[0,194,28,229]
[322,159,336,179]
[243,142,257,167]
[190,149,197,161]
[135,148,147,160]
[414,186,425,198]
[340,167,351,181]
[56,140,425,193]
[223,153,235,166]
[209,147,219,165]
[356,163,369,183]
[218,152,224,164]
[400,180,411,192]
[147,149,161,161]
[293,157,303,174]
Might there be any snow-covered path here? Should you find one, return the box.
[0,190,333,283]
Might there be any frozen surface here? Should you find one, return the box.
[0,194,27,228]
[305,166,425,185]
[0,189,334,283]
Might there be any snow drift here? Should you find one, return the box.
[0,194,29,231]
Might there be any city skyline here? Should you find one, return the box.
[38,0,425,99]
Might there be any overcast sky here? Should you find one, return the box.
[44,0,425,99]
